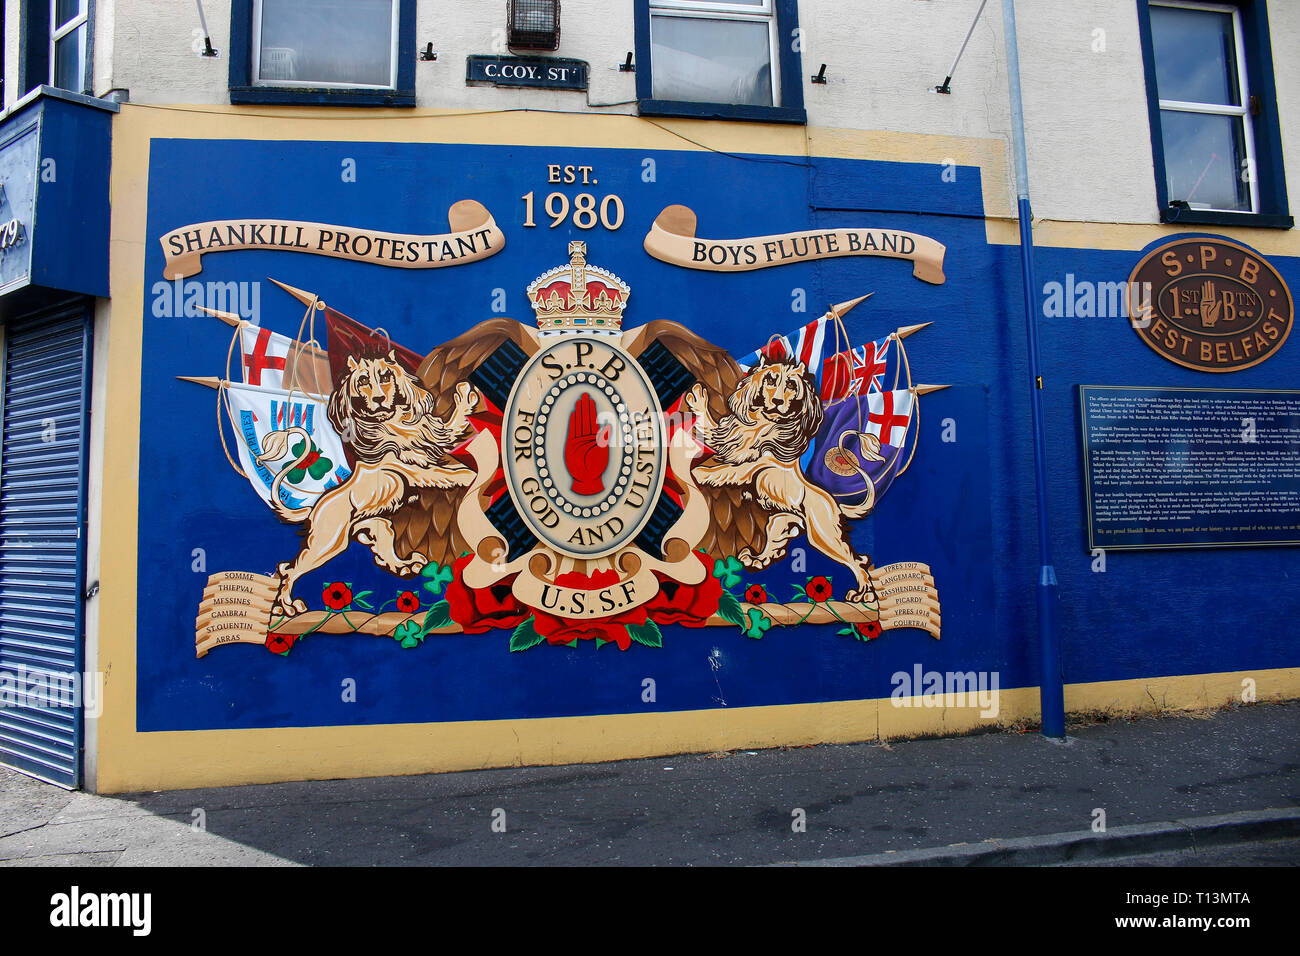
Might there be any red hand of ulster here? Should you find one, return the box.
[564,392,610,496]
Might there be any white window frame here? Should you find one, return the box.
[1151,0,1259,214]
[251,0,400,91]
[648,0,782,108]
[49,0,89,93]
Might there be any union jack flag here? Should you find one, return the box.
[820,338,891,402]
[736,315,833,383]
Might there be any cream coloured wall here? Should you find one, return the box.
[2,3,1294,253]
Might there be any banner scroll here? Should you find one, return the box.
[873,562,942,638]
[161,199,505,279]
[195,572,276,657]
[644,205,946,284]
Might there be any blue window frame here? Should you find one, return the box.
[634,0,805,124]
[18,0,94,97]
[228,0,416,107]
[1137,0,1291,228]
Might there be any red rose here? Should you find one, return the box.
[396,590,420,613]
[445,554,529,634]
[266,632,297,655]
[854,620,883,640]
[532,568,648,650]
[806,576,833,602]
[322,582,352,610]
[744,584,767,605]
[645,552,722,628]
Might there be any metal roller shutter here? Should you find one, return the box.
[0,303,91,788]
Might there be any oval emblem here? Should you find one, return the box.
[502,337,665,559]
[1129,237,1293,372]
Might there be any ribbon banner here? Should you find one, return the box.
[873,561,942,638]
[161,199,505,279]
[195,571,276,657]
[644,205,946,285]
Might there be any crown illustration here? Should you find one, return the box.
[528,242,630,332]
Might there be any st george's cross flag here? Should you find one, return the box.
[806,388,917,509]
[239,324,292,388]
[223,380,352,512]
[239,324,332,395]
[863,388,915,447]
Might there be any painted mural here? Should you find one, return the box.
[137,136,1023,734]
[184,238,945,659]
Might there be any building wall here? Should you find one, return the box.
[10,0,1280,230]
[1,2,1297,792]
[84,99,1300,792]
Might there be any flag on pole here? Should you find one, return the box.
[323,305,425,386]
[238,324,331,395]
[223,380,352,512]
[805,388,916,508]
[820,337,892,402]
[267,277,423,388]
[736,315,833,380]
[735,294,872,385]
[864,388,915,446]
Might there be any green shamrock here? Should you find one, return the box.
[393,620,424,649]
[420,563,454,596]
[713,556,744,590]
[742,608,773,640]
[286,438,333,483]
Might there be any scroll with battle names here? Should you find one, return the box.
[195,572,276,657]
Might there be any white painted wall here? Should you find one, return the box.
[3,1,1296,227]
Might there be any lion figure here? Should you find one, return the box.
[685,354,880,603]
[259,352,479,617]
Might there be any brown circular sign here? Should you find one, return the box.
[1128,237,1293,372]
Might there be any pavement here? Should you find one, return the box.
[1,700,1297,866]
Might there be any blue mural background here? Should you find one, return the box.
[136,138,1296,732]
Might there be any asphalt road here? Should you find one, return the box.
[1,700,1296,866]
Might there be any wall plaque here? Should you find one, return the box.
[1080,386,1300,550]
[1128,237,1293,372]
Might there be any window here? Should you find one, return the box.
[635,0,805,123]
[229,0,416,106]
[16,0,91,98]
[1138,1,1291,227]
[50,0,88,92]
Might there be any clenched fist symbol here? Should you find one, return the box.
[564,392,611,496]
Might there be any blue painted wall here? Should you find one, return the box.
[135,138,1297,733]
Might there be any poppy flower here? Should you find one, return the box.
[445,554,529,634]
[854,620,883,640]
[531,568,649,650]
[396,590,420,614]
[806,576,833,602]
[322,582,352,610]
[266,632,297,655]
[645,553,722,627]
[744,584,767,605]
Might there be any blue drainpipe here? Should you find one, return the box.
[1001,0,1065,738]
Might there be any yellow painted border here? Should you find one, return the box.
[93,104,1300,793]
[92,666,1297,794]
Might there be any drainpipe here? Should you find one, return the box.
[1001,0,1064,738]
